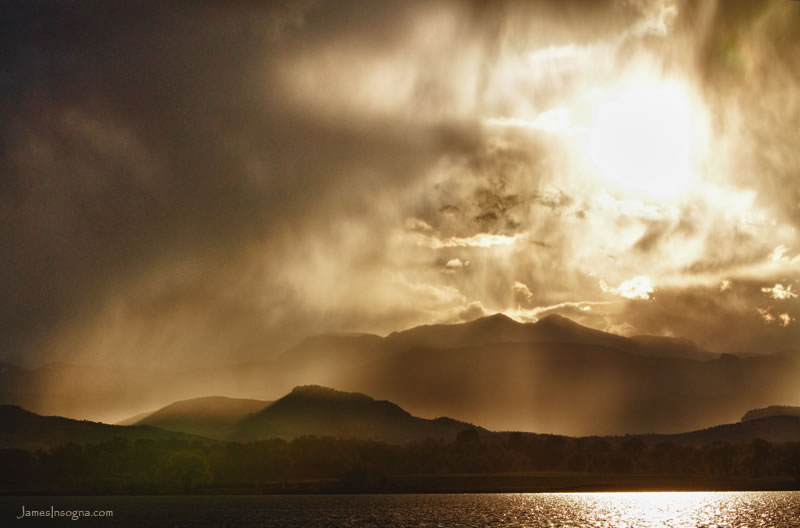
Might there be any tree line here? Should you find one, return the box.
[1,431,799,493]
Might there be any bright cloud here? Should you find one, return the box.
[761,283,798,300]
[420,233,524,249]
[757,307,775,324]
[444,258,467,272]
[512,281,534,305]
[600,276,654,300]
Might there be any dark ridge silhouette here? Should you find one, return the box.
[1,313,796,436]
[276,334,388,371]
[742,405,800,422]
[383,313,711,360]
[0,361,28,392]
[0,405,209,450]
[385,312,632,352]
[232,385,483,443]
[337,340,796,436]
[123,396,272,439]
[640,415,800,445]
[0,361,26,373]
[5,387,800,456]
[627,335,709,360]
[116,411,152,426]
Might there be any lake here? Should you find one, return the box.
[2,491,799,527]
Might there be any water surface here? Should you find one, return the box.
[2,491,799,527]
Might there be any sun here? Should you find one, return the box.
[485,69,711,204]
[575,75,710,202]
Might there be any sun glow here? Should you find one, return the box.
[487,70,711,204]
[600,276,654,300]
[576,75,710,202]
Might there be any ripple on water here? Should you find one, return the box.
[1,491,799,527]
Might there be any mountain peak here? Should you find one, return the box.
[534,312,578,326]
[234,386,478,443]
[742,405,800,422]
[122,396,272,439]
[289,385,373,402]
[0,404,32,418]
[483,312,514,322]
[461,312,519,328]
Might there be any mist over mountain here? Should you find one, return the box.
[641,415,800,446]
[232,385,481,443]
[0,405,207,450]
[123,396,272,440]
[1,314,797,436]
[0,387,480,448]
[4,0,800,505]
[387,313,631,354]
[339,326,796,436]
[266,314,799,435]
[4,388,800,496]
[5,386,800,453]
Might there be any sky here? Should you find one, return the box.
[2,0,800,368]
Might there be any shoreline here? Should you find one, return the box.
[3,472,798,496]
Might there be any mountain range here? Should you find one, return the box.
[118,386,481,443]
[2,313,799,436]
[4,385,800,451]
[232,385,483,443]
[0,404,207,450]
[119,396,272,439]
[1,386,483,448]
[742,405,800,422]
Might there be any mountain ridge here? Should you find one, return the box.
[0,313,795,436]
[232,385,484,443]
[124,395,272,439]
[6,387,800,451]
[742,405,800,422]
[0,404,211,450]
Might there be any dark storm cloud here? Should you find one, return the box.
[2,2,285,358]
[620,280,800,356]
[0,0,455,364]
[687,0,800,225]
[3,0,800,373]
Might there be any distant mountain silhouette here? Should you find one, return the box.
[642,415,800,445]
[626,334,710,360]
[742,405,800,422]
[5,387,800,453]
[121,396,272,439]
[116,411,152,426]
[385,313,627,352]
[123,386,800,446]
[0,405,207,450]
[2,313,798,436]
[385,313,711,361]
[328,316,797,435]
[232,385,482,443]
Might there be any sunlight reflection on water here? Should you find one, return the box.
[509,491,798,528]
[1,491,799,527]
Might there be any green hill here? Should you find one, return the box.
[232,385,482,443]
[0,405,210,450]
[126,396,271,439]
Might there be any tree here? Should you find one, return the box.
[787,444,800,483]
[747,438,773,477]
[163,452,212,492]
[456,428,480,444]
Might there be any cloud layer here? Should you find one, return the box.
[2,0,800,368]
